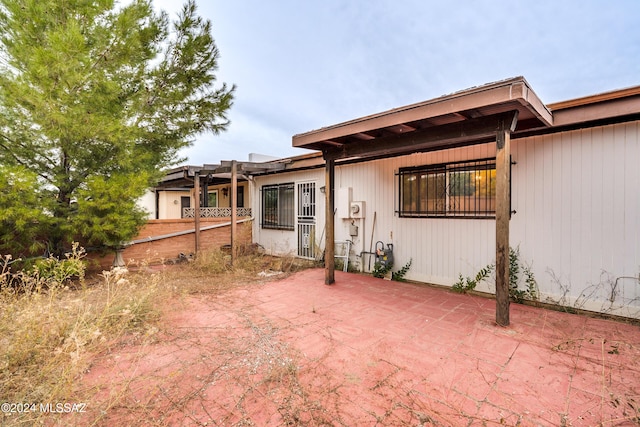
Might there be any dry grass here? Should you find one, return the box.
[0,247,314,426]
[171,246,316,294]
[0,266,164,425]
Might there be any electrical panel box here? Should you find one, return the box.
[350,201,365,219]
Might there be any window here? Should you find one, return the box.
[398,159,497,218]
[207,190,218,208]
[261,183,294,230]
[180,196,190,218]
[236,186,244,208]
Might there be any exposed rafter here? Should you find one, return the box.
[323,111,519,161]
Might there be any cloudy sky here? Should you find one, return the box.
[151,0,640,166]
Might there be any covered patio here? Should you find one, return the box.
[293,76,554,326]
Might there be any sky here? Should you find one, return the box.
[150,0,640,166]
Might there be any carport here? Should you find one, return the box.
[292,77,553,325]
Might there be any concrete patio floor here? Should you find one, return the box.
[250,269,640,425]
[80,268,640,426]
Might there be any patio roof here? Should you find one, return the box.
[155,160,288,189]
[293,76,554,325]
[292,76,552,159]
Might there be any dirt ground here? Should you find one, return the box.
[53,267,640,426]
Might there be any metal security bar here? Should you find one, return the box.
[297,182,316,220]
[261,183,295,230]
[297,182,316,259]
[297,222,316,259]
[397,158,497,218]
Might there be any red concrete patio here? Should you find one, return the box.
[80,268,640,426]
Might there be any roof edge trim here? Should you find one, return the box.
[548,86,640,110]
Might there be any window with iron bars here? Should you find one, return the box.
[261,183,295,230]
[397,158,497,218]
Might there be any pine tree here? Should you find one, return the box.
[0,0,234,256]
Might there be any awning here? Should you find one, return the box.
[292,76,552,160]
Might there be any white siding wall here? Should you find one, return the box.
[511,122,640,317]
[333,143,497,286]
[251,121,640,318]
[158,190,191,219]
[252,169,325,257]
[138,190,157,219]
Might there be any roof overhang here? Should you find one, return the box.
[548,85,640,127]
[206,160,287,174]
[292,76,552,160]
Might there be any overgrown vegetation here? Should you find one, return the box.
[545,269,640,318]
[452,264,494,294]
[508,246,539,303]
[373,258,413,281]
[372,261,391,278]
[0,244,307,425]
[452,246,539,303]
[1,246,164,424]
[392,259,413,281]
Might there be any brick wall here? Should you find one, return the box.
[88,218,253,270]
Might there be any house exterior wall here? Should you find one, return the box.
[333,142,497,284]
[251,120,640,318]
[158,190,191,219]
[139,190,157,219]
[153,182,251,219]
[210,182,249,208]
[510,121,640,318]
[252,169,325,258]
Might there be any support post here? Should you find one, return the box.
[495,111,517,326]
[112,247,125,268]
[231,160,237,266]
[194,171,201,254]
[324,156,335,284]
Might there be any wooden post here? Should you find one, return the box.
[194,171,201,254]
[324,156,335,284]
[231,160,237,266]
[495,112,518,326]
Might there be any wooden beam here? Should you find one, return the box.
[194,171,201,254]
[324,112,518,161]
[324,156,335,284]
[495,111,518,326]
[354,132,375,140]
[323,140,344,147]
[231,160,237,266]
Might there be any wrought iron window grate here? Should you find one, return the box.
[261,183,295,230]
[397,158,498,218]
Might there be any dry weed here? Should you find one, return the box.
[1,246,317,426]
[0,261,169,426]
[175,248,317,294]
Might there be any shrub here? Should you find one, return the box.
[452,247,539,303]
